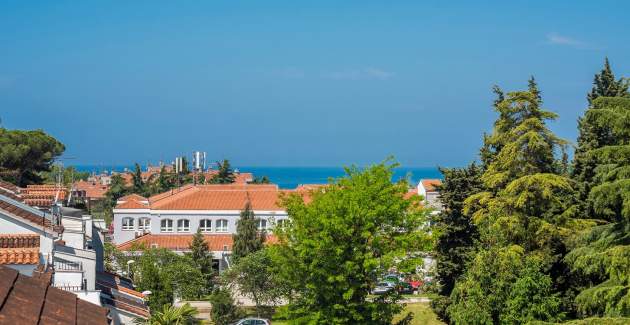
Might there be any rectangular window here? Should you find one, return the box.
[257,219,267,231]
[160,219,173,232]
[199,219,212,232]
[139,218,151,231]
[177,219,190,232]
[122,218,135,231]
[216,219,228,232]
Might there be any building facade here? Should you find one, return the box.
[113,184,289,271]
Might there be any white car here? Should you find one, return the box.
[233,318,271,325]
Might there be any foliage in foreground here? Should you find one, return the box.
[135,303,198,325]
[565,97,630,318]
[273,161,432,324]
[446,79,577,324]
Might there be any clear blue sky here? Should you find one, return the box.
[2,1,629,167]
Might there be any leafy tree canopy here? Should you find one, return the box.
[0,128,65,186]
[274,160,431,324]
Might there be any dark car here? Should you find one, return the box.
[397,282,415,294]
[372,281,395,295]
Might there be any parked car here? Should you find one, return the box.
[233,318,271,325]
[372,281,395,295]
[397,282,415,294]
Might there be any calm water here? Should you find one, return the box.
[74,165,442,189]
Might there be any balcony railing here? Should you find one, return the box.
[54,260,83,271]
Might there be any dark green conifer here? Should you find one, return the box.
[231,203,265,262]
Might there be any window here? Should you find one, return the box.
[199,219,212,232]
[275,219,288,229]
[257,219,267,231]
[139,218,151,231]
[160,219,173,232]
[216,219,228,232]
[122,217,135,231]
[177,219,190,232]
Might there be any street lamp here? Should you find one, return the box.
[127,260,135,276]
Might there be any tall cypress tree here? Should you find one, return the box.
[132,162,145,194]
[565,97,630,319]
[431,163,484,322]
[573,59,629,209]
[232,203,265,262]
[188,229,214,295]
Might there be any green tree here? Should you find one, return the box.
[231,203,265,262]
[209,160,235,184]
[133,248,205,310]
[132,163,147,195]
[0,128,65,186]
[565,97,630,318]
[587,58,629,105]
[135,303,199,325]
[447,80,578,323]
[573,59,630,213]
[40,165,90,186]
[251,176,270,184]
[224,249,285,314]
[186,229,214,295]
[431,163,484,321]
[208,288,242,325]
[274,161,431,324]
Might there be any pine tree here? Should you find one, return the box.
[573,59,629,211]
[210,160,235,184]
[231,203,265,262]
[187,229,214,295]
[587,58,629,105]
[565,97,630,318]
[431,163,484,322]
[132,163,145,194]
[447,80,577,323]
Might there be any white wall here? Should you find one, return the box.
[113,210,288,245]
[0,212,56,263]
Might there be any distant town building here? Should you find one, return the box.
[113,184,290,271]
[417,179,442,210]
[192,151,207,172]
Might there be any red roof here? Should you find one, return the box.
[420,179,442,192]
[117,233,278,252]
[115,184,285,211]
[0,248,39,265]
[0,196,60,233]
[0,266,109,324]
[0,234,39,248]
[73,180,108,199]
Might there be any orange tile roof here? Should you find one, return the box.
[73,180,108,199]
[117,233,278,252]
[20,185,68,207]
[0,248,40,265]
[0,197,59,232]
[0,234,39,248]
[118,194,147,202]
[115,200,149,209]
[420,179,442,192]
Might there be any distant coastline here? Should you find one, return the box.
[72,165,442,189]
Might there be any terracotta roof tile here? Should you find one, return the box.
[0,234,39,248]
[117,233,278,252]
[0,266,109,324]
[0,196,59,232]
[420,179,442,192]
[0,248,40,265]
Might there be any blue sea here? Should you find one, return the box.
[74,165,442,189]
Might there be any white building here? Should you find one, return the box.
[113,184,289,271]
[417,179,442,211]
[0,181,149,324]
